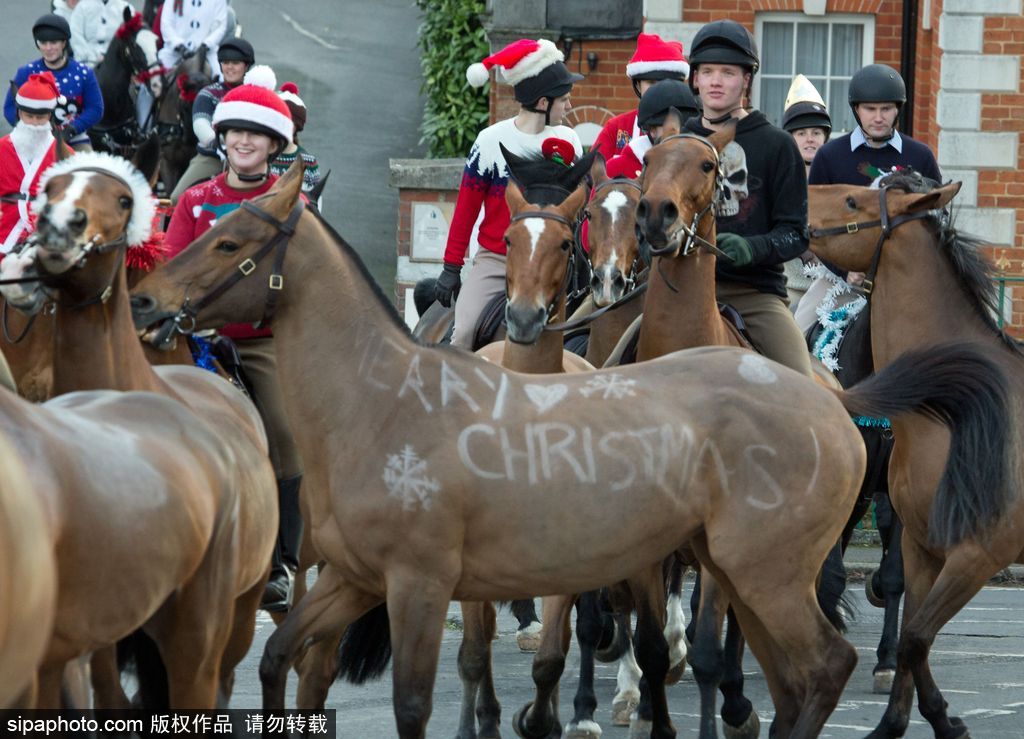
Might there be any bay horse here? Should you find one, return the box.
[129,160,1011,739]
[153,47,210,193]
[90,10,161,157]
[0,421,57,709]
[6,151,279,708]
[807,174,1024,739]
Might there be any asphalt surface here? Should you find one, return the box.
[0,0,426,289]
[232,547,1024,738]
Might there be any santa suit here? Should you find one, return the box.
[0,133,57,254]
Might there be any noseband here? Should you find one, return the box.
[807,185,934,295]
[508,209,585,327]
[153,199,305,346]
[644,133,729,261]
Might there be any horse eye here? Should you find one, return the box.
[216,241,240,253]
[701,160,714,173]
[845,196,858,210]
[561,239,573,252]
[118,195,133,210]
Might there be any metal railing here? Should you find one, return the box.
[993,274,1024,329]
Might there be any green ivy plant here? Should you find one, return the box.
[416,0,490,158]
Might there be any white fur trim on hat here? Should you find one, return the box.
[625,59,690,79]
[500,39,564,86]
[213,100,294,142]
[35,152,156,247]
[243,64,277,90]
[15,93,57,110]
[466,62,490,88]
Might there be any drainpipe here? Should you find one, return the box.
[900,0,919,137]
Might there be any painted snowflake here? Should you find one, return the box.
[579,373,637,400]
[383,444,440,511]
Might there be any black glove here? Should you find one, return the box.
[434,263,462,308]
[716,232,754,267]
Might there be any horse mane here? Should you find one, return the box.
[879,171,1024,356]
[500,144,596,206]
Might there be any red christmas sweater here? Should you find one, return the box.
[0,135,57,256]
[591,109,638,159]
[165,173,280,340]
[443,118,582,267]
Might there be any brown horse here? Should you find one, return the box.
[8,151,278,708]
[808,175,1024,739]
[153,49,210,193]
[0,421,57,709]
[129,161,1009,739]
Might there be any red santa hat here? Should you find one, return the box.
[16,72,63,113]
[277,81,307,133]
[626,33,690,80]
[467,38,564,87]
[213,65,294,143]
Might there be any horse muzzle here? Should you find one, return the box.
[591,264,626,307]
[505,301,546,345]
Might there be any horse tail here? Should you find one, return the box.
[835,341,1013,549]
[334,604,392,684]
[816,543,854,633]
[116,630,169,711]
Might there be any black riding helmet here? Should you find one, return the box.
[33,13,71,44]
[848,64,906,112]
[217,37,255,67]
[782,102,831,136]
[688,20,760,88]
[638,79,701,133]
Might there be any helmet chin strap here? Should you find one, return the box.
[861,124,896,145]
[525,97,554,127]
[703,108,741,125]
[230,164,269,183]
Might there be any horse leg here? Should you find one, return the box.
[218,575,269,706]
[565,590,603,739]
[627,564,674,739]
[610,632,642,726]
[719,610,758,739]
[294,635,342,710]
[663,554,689,684]
[260,566,380,710]
[387,572,456,739]
[687,570,727,739]
[513,594,573,739]
[512,598,543,652]
[872,495,905,695]
[456,601,501,739]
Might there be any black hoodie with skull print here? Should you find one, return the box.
[684,111,809,298]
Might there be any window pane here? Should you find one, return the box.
[831,24,863,76]
[796,23,828,76]
[762,22,794,75]
[828,80,857,133]
[761,78,790,127]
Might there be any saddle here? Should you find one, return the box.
[472,292,507,351]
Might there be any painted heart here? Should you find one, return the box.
[524,383,569,413]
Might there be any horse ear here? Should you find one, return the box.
[900,180,962,213]
[131,134,161,191]
[558,182,589,220]
[124,6,133,23]
[661,108,684,138]
[505,180,527,215]
[265,157,305,216]
[590,152,608,188]
[708,120,737,152]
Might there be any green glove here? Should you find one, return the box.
[717,233,754,267]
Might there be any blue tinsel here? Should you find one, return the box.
[852,415,891,429]
[190,336,219,374]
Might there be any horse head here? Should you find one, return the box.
[31,153,156,306]
[636,110,733,260]
[807,178,961,274]
[585,155,642,306]
[131,159,307,340]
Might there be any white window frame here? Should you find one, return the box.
[753,12,875,135]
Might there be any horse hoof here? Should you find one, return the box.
[610,698,637,727]
[565,719,602,738]
[873,669,895,694]
[513,701,552,739]
[723,710,760,739]
[627,717,651,739]
[948,716,970,739]
[865,570,885,608]
[516,621,543,653]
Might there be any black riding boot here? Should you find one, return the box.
[261,475,304,613]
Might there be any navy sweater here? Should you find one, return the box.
[685,111,809,298]
[808,132,941,187]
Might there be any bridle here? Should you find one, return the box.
[582,178,644,293]
[644,133,731,261]
[508,208,585,328]
[152,199,305,346]
[807,185,934,296]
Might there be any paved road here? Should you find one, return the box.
[234,569,1024,738]
[0,0,425,289]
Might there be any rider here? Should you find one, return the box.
[604,78,700,179]
[4,14,104,152]
[170,36,255,202]
[682,19,813,376]
[0,73,60,256]
[53,0,81,19]
[272,82,322,196]
[436,38,583,350]
[69,0,133,67]
[157,0,228,82]
[164,65,305,613]
[591,33,690,159]
[780,74,831,315]
[809,64,941,186]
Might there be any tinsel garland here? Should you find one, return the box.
[189,336,219,374]
[806,262,867,373]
